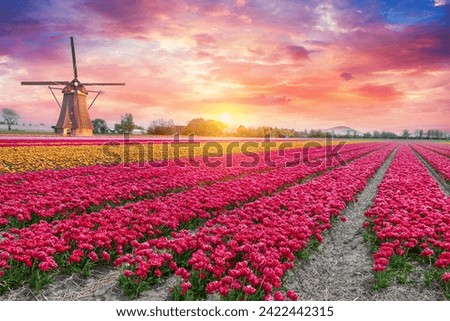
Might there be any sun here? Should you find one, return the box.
[219,112,233,125]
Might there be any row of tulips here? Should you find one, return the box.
[115,144,396,300]
[0,144,170,173]
[0,138,183,147]
[0,143,378,227]
[0,143,389,294]
[0,152,274,227]
[410,143,450,181]
[0,137,314,147]
[416,142,450,157]
[0,140,312,173]
[363,145,450,296]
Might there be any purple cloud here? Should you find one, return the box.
[340,72,353,81]
[285,45,310,61]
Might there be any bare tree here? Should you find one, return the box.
[113,114,135,134]
[418,129,424,139]
[120,113,135,134]
[147,119,176,135]
[402,129,410,139]
[1,108,20,131]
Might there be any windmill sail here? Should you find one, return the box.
[82,83,125,86]
[20,37,125,136]
[21,81,69,86]
[71,37,78,80]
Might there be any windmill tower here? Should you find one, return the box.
[21,37,125,136]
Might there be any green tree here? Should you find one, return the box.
[181,118,205,135]
[204,119,226,136]
[1,108,20,131]
[380,131,397,139]
[114,123,123,133]
[181,118,226,136]
[309,129,326,138]
[91,118,108,134]
[120,113,135,134]
[236,125,247,137]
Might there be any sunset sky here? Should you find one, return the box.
[0,0,449,133]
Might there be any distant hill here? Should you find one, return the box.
[326,126,363,137]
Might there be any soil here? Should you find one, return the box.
[1,145,447,301]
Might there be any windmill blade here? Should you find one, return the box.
[70,36,78,79]
[48,86,62,109]
[88,90,102,110]
[82,82,125,86]
[21,81,69,86]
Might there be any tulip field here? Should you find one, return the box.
[0,138,449,301]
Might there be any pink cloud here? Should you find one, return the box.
[236,0,246,7]
[338,23,449,74]
[434,0,449,6]
[351,84,403,101]
[231,95,294,106]
[285,45,310,61]
[340,72,353,81]
[80,0,181,34]
[193,34,217,48]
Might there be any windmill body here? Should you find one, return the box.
[21,37,125,136]
[55,82,91,136]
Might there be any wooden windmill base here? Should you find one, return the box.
[55,127,93,136]
[55,92,93,136]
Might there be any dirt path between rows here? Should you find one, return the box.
[284,146,445,301]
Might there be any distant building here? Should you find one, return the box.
[132,129,146,135]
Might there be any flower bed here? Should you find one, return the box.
[116,144,395,300]
[0,143,390,296]
[410,143,450,182]
[363,145,450,297]
[0,143,379,227]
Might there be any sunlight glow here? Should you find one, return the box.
[219,112,233,125]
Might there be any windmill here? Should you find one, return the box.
[21,37,125,136]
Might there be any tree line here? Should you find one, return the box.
[1,107,448,139]
[304,129,447,139]
[116,115,449,139]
